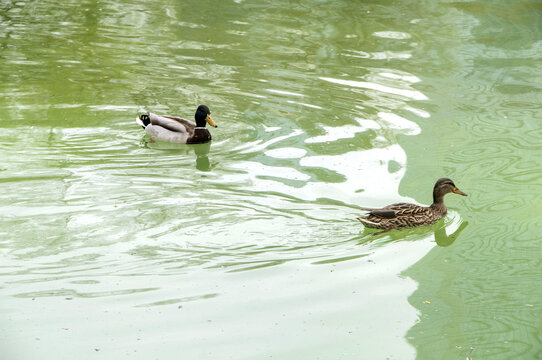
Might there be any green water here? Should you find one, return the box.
[1,0,541,359]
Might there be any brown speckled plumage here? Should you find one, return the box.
[357,178,467,231]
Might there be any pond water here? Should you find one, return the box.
[1,0,541,359]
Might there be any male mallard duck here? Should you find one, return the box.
[357,178,467,232]
[136,105,217,144]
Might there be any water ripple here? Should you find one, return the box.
[320,77,427,101]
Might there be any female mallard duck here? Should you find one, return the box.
[357,178,467,232]
[136,105,217,144]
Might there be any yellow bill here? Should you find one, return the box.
[453,188,468,196]
[206,114,217,128]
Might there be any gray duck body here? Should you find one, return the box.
[136,105,217,144]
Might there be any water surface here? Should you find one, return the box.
[1,0,541,359]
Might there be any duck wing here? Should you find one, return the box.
[361,203,427,219]
[147,113,194,135]
[161,114,197,131]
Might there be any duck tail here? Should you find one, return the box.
[357,216,368,224]
[136,114,151,129]
[357,216,378,228]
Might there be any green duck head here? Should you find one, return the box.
[195,105,217,128]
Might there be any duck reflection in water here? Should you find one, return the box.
[434,220,468,247]
[193,142,217,171]
[140,139,217,171]
[360,220,469,247]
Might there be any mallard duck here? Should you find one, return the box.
[136,105,217,144]
[357,178,467,232]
